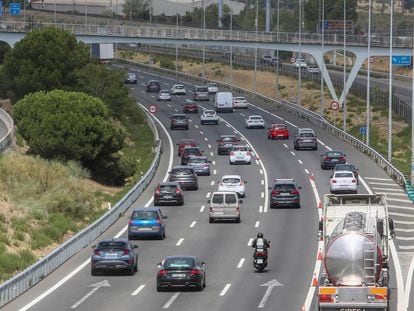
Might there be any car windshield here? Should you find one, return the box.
[97,241,127,250]
[159,185,177,192]
[326,151,343,157]
[222,178,241,184]
[164,257,195,270]
[273,184,295,191]
[189,158,207,164]
[131,211,158,220]
[335,172,353,178]
[174,115,187,120]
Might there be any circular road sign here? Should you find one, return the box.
[148,105,158,114]
[370,56,374,63]
[330,101,340,111]
[290,57,296,64]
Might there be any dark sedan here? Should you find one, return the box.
[154,182,184,206]
[156,256,206,291]
[91,238,138,276]
[320,150,346,169]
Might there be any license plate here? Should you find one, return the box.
[281,192,290,196]
[215,211,224,215]
[104,252,118,258]
[304,139,312,142]
[237,157,244,160]
[138,227,152,231]
[164,196,173,199]
[278,134,284,136]
[257,259,263,264]
[331,159,338,162]
[172,274,186,278]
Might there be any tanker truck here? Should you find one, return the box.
[318,194,395,311]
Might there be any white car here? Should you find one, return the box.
[200,109,219,125]
[245,115,265,129]
[229,145,251,165]
[218,175,247,198]
[207,82,219,94]
[294,61,308,69]
[171,84,187,95]
[330,171,358,194]
[157,90,172,101]
[233,96,249,109]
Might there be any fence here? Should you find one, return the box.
[0,103,161,308]
[0,108,14,153]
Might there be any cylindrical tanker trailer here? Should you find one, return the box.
[318,194,395,311]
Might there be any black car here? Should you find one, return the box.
[146,80,161,93]
[269,179,301,208]
[91,238,138,276]
[217,135,240,155]
[170,114,189,130]
[331,163,359,184]
[168,166,198,190]
[154,182,184,206]
[320,150,347,169]
[156,256,206,291]
[124,72,137,84]
[181,146,203,165]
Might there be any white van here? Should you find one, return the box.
[208,191,242,223]
[214,92,233,113]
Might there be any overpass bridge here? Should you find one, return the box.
[0,21,412,104]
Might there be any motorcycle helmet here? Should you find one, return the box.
[257,232,263,238]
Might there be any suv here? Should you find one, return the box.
[193,86,210,101]
[293,128,318,150]
[217,135,240,155]
[154,182,184,206]
[128,207,167,240]
[146,80,161,93]
[125,72,137,84]
[170,114,189,130]
[208,191,242,223]
[269,179,301,208]
[181,146,203,165]
[168,166,198,190]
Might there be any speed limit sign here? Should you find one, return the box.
[290,57,296,63]
[148,105,158,114]
[330,101,340,111]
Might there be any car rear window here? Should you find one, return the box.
[234,97,245,101]
[222,178,241,184]
[172,168,194,175]
[97,241,128,250]
[225,194,237,204]
[212,193,224,204]
[189,158,207,164]
[164,257,195,270]
[131,211,158,220]
[335,172,353,178]
[300,133,315,137]
[326,151,343,157]
[250,116,262,120]
[180,139,196,145]
[274,125,287,130]
[205,111,215,115]
[273,184,295,191]
[149,81,160,86]
[183,148,200,154]
[233,146,248,151]
[174,115,187,120]
[221,137,237,142]
[335,165,354,171]
[175,85,184,89]
[197,87,208,92]
[159,185,177,192]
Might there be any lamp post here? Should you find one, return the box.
[230,5,233,83]
[202,0,205,78]
[388,0,393,161]
[176,10,179,77]
[275,0,280,98]
[342,0,347,132]
[320,0,325,116]
[254,0,258,92]
[85,0,88,25]
[366,0,372,145]
[297,0,302,106]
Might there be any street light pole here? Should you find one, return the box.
[254,0,258,92]
[176,11,179,77]
[342,0,347,132]
[388,0,394,161]
[366,0,372,146]
[202,0,205,78]
[297,0,302,106]
[230,5,233,83]
[275,0,280,98]
[320,0,325,116]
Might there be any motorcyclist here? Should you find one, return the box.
[252,232,270,250]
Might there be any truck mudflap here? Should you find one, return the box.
[318,286,388,311]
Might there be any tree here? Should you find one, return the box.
[123,0,149,20]
[73,63,133,119]
[1,28,90,103]
[12,90,127,183]
[0,42,11,64]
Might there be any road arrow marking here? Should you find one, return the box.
[70,280,110,309]
[258,279,283,308]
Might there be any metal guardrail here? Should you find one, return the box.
[0,103,161,308]
[1,21,414,48]
[116,58,407,189]
[0,108,14,152]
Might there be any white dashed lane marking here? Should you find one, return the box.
[259,205,263,213]
[200,205,205,212]
[131,284,145,296]
[189,221,197,228]
[290,151,296,156]
[220,284,231,296]
[206,192,211,198]
[304,169,310,174]
[176,238,184,246]
[163,293,180,309]
[247,238,253,246]
[298,160,303,164]
[255,221,260,228]
[237,258,245,268]
[210,181,215,186]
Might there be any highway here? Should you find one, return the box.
[2,66,408,310]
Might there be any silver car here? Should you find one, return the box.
[200,109,219,125]
[187,156,211,176]
[157,90,172,101]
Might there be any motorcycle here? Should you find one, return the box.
[253,241,270,272]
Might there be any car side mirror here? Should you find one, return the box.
[298,186,302,190]
[343,154,346,156]
[239,199,243,203]
[207,199,211,203]
[201,261,206,265]
[320,154,324,157]
[168,171,172,174]
[208,161,212,163]
[356,168,359,171]
[389,218,395,238]
[133,245,138,248]
[163,215,168,219]
[157,262,162,267]
[91,245,96,249]
[244,181,247,184]
[268,186,272,190]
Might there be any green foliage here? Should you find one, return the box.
[160,57,175,70]
[0,41,11,64]
[13,90,125,164]
[0,28,90,103]
[123,0,149,20]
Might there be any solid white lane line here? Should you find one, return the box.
[163,293,180,309]
[200,205,205,212]
[324,145,332,150]
[318,140,325,146]
[206,192,211,198]
[389,206,414,211]
[372,187,404,192]
[131,284,146,296]
[364,177,394,181]
[395,228,414,232]
[176,238,184,246]
[298,160,303,164]
[383,193,410,197]
[237,258,245,268]
[389,212,414,217]
[285,120,296,127]
[394,220,414,225]
[255,221,260,228]
[247,238,253,246]
[305,169,310,174]
[399,245,414,250]
[226,124,230,127]
[213,169,217,175]
[259,205,263,213]
[220,284,231,296]
[210,181,215,186]
[388,198,412,203]
[189,221,197,228]
[396,236,414,241]
[369,182,400,186]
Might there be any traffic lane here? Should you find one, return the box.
[1,109,175,311]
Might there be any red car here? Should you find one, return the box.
[267,124,289,140]
[176,138,199,156]
[183,102,198,113]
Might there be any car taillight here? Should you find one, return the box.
[324,157,331,161]
[230,152,234,156]
[157,219,162,224]
[175,188,181,194]
[123,249,130,255]
[94,250,100,256]
[155,187,160,194]
[255,251,267,256]
[319,294,334,303]
[352,179,356,183]
[375,294,387,300]
[271,190,280,195]
[128,219,133,225]
[291,189,299,195]
[338,156,345,161]
[191,269,202,275]
[209,207,213,212]
[236,207,240,214]
[240,181,245,186]
[331,179,337,183]
[158,269,168,275]
[246,152,251,156]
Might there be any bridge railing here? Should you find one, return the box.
[116,58,407,188]
[1,20,413,48]
[0,108,14,152]
[0,104,161,308]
